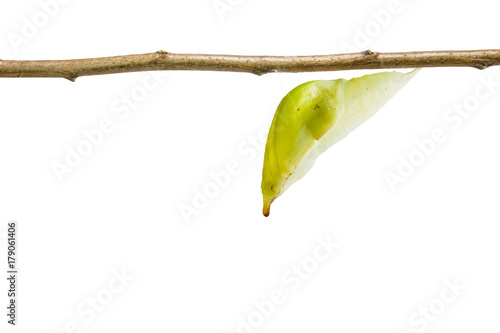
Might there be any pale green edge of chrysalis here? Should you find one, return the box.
[262,68,420,216]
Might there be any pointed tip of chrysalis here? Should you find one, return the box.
[263,204,270,217]
[263,199,272,217]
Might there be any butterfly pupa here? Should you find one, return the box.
[261,69,419,216]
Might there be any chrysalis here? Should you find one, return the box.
[261,69,419,216]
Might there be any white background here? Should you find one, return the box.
[1,0,500,332]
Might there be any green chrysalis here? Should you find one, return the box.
[261,69,419,216]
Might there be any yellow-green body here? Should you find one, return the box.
[262,69,419,216]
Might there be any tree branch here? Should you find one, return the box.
[1,49,499,81]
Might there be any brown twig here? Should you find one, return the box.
[1,49,499,81]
